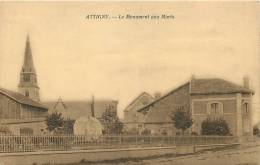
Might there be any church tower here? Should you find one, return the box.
[18,35,40,102]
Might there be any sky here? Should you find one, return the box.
[0,2,259,121]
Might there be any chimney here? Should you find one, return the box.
[91,95,95,117]
[154,92,161,99]
[243,76,249,89]
[191,74,195,80]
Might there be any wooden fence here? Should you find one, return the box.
[0,135,239,153]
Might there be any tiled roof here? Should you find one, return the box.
[43,99,118,120]
[190,78,253,94]
[0,87,47,109]
[137,78,253,113]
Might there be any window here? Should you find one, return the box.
[211,103,219,114]
[175,105,185,111]
[23,74,30,82]
[244,103,249,114]
[207,102,223,118]
[25,90,29,97]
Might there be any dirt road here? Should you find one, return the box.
[80,144,259,165]
[120,144,260,165]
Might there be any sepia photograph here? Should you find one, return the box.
[0,1,259,165]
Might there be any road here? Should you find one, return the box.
[123,144,260,165]
[85,143,260,165]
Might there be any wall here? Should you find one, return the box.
[18,87,39,103]
[0,93,47,120]
[124,93,154,123]
[191,93,253,136]
[0,93,20,119]
[143,84,190,135]
[7,120,47,135]
[21,105,47,119]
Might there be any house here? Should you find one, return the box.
[123,92,154,132]
[135,76,254,137]
[0,88,48,135]
[0,36,48,135]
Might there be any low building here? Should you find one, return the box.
[44,98,118,121]
[135,76,254,137]
[0,88,48,135]
[44,98,118,134]
[123,92,154,133]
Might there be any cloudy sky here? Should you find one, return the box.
[0,2,259,121]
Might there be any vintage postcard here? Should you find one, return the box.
[0,1,259,165]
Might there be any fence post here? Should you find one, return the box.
[136,134,137,146]
[119,134,121,145]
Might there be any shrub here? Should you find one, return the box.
[191,132,198,136]
[46,112,64,133]
[0,125,12,135]
[170,110,193,135]
[201,118,231,136]
[123,127,139,135]
[100,109,123,135]
[161,130,168,135]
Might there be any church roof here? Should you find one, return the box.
[21,36,36,73]
[43,99,118,120]
[0,88,47,110]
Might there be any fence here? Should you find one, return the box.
[0,135,239,153]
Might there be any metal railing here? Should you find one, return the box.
[0,135,239,153]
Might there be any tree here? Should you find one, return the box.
[100,107,123,134]
[170,110,193,135]
[46,112,65,133]
[201,118,231,136]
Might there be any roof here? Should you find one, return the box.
[0,87,47,110]
[124,92,154,112]
[137,78,254,113]
[190,78,254,94]
[137,83,190,113]
[43,99,118,120]
[21,35,36,73]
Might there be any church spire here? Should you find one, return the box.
[18,35,40,102]
[22,35,36,73]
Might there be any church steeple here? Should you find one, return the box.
[22,35,36,73]
[18,35,40,102]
